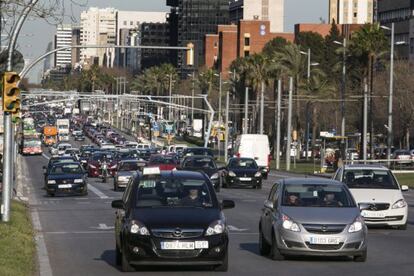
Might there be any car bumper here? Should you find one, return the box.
[362,207,408,226]
[115,179,130,188]
[46,183,87,195]
[275,225,367,257]
[122,234,228,266]
[226,177,261,186]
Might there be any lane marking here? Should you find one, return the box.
[90,223,115,230]
[87,184,109,199]
[32,209,53,276]
[228,225,249,232]
[42,153,51,160]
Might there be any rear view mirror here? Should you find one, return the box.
[264,200,274,210]
[43,166,47,174]
[221,200,235,209]
[401,185,409,192]
[111,200,124,209]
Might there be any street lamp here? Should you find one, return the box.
[334,38,347,159]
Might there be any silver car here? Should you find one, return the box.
[114,160,146,191]
[259,178,368,261]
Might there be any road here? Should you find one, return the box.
[21,138,414,276]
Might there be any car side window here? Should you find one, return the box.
[268,183,279,202]
[334,168,342,181]
[271,183,280,205]
[122,177,134,205]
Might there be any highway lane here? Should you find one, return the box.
[22,140,414,276]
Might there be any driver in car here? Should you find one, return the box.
[181,188,203,206]
[324,193,343,207]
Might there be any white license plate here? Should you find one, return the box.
[309,237,340,245]
[361,210,385,218]
[58,184,72,188]
[239,177,252,181]
[195,241,209,249]
[161,241,195,250]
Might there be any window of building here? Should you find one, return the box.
[214,42,218,48]
[354,12,357,18]
[130,21,134,26]
[245,37,250,46]
[123,21,127,26]
[244,50,250,57]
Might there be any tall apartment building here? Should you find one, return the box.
[71,25,81,66]
[167,0,230,77]
[377,0,413,60]
[140,22,172,70]
[80,7,117,67]
[329,0,374,24]
[54,24,72,68]
[229,0,284,32]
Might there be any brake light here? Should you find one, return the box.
[236,152,240,158]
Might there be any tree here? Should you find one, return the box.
[262,37,289,58]
[323,21,343,79]
[295,31,325,64]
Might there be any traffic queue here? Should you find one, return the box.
[26,111,409,273]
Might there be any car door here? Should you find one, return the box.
[115,178,133,249]
[262,183,279,242]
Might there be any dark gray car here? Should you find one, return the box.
[259,178,368,261]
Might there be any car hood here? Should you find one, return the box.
[349,189,403,204]
[47,174,84,180]
[228,168,258,177]
[132,208,221,229]
[282,206,360,225]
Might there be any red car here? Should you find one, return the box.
[87,152,117,177]
[148,154,179,171]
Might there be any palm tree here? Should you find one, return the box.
[159,63,178,96]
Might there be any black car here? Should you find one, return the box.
[43,156,77,186]
[74,132,85,141]
[45,162,88,196]
[182,147,214,159]
[112,169,235,272]
[224,158,262,189]
[180,155,223,192]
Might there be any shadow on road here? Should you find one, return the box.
[98,250,120,272]
[239,243,260,255]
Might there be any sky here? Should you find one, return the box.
[12,0,328,83]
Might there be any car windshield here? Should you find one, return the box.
[183,158,216,169]
[119,162,143,171]
[343,169,399,189]
[50,164,83,174]
[150,156,177,164]
[228,158,257,169]
[282,184,355,208]
[117,151,138,159]
[24,140,41,147]
[135,177,213,208]
[186,149,212,156]
[92,153,113,161]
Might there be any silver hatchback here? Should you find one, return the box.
[259,178,368,261]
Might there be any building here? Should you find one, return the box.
[329,0,374,24]
[377,0,412,60]
[43,41,53,72]
[205,20,294,78]
[80,7,117,67]
[115,11,166,72]
[140,22,172,70]
[229,0,284,33]
[71,25,81,66]
[295,23,363,38]
[54,24,73,68]
[167,0,230,77]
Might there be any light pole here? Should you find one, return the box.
[286,77,293,171]
[168,73,173,120]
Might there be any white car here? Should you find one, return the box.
[125,141,139,149]
[334,164,409,229]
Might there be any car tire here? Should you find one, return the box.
[353,249,367,262]
[214,251,228,272]
[47,192,55,197]
[114,182,118,192]
[270,233,284,261]
[121,250,135,272]
[115,244,122,266]
[259,229,271,256]
[256,183,262,189]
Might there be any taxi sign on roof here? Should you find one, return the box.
[143,167,161,176]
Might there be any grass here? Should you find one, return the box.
[0,200,36,276]
[394,173,414,188]
[270,160,324,175]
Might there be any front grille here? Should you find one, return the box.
[284,240,305,248]
[344,242,362,249]
[305,242,344,251]
[364,216,403,222]
[156,249,201,259]
[361,203,390,211]
[55,179,74,185]
[152,228,204,239]
[303,224,346,234]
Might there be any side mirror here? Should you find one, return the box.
[359,203,371,211]
[401,185,409,192]
[111,200,124,209]
[221,200,235,209]
[43,166,47,174]
[264,200,274,210]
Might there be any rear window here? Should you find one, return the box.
[228,158,258,169]
[183,158,216,169]
[50,164,83,174]
[343,169,399,190]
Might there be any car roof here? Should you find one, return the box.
[282,178,344,186]
[343,164,389,170]
[139,170,207,180]
[184,155,214,160]
[51,161,81,167]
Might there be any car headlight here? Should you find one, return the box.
[89,164,96,169]
[282,214,300,232]
[348,217,364,233]
[129,220,150,235]
[110,165,117,169]
[74,179,84,184]
[205,220,225,236]
[211,173,219,180]
[392,199,407,209]
[228,171,236,177]
[47,180,56,184]
[118,176,130,182]
[255,172,262,177]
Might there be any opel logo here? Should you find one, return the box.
[370,204,377,211]
[321,225,328,232]
[173,228,182,237]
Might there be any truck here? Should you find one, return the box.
[43,126,58,146]
[56,119,70,142]
[193,119,203,138]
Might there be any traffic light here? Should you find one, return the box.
[2,71,21,113]
[186,42,194,66]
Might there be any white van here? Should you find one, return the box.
[234,134,271,178]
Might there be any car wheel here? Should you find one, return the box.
[214,250,228,272]
[114,182,118,191]
[121,249,135,272]
[256,183,262,189]
[270,233,284,261]
[263,173,268,180]
[115,244,122,266]
[353,249,367,262]
[259,228,271,256]
[48,192,55,197]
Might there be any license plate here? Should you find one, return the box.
[161,241,195,250]
[361,210,385,218]
[309,237,340,245]
[58,184,72,189]
[239,177,251,181]
[195,241,209,249]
